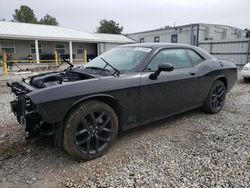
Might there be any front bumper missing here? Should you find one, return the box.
[10,96,42,139]
[8,81,56,139]
[7,82,31,96]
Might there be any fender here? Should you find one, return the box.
[213,75,227,86]
[65,93,123,126]
[70,93,119,108]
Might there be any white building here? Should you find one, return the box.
[0,21,135,63]
[128,23,244,46]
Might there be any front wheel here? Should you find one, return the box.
[63,100,118,160]
[203,80,226,114]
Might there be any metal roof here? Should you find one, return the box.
[93,33,135,43]
[128,23,243,35]
[0,21,135,43]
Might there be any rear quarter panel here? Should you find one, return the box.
[196,60,237,104]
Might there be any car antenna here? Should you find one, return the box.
[100,57,120,76]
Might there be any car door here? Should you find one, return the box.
[139,48,199,124]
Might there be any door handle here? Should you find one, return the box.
[189,72,196,76]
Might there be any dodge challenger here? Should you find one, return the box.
[8,43,237,160]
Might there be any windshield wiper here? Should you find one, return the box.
[85,66,111,73]
[100,58,120,76]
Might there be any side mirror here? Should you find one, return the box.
[149,63,174,80]
[158,63,174,72]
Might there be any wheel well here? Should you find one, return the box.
[217,77,228,89]
[65,96,123,131]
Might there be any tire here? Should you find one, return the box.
[63,100,118,160]
[203,80,226,114]
[243,77,250,82]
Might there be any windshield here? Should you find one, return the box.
[85,47,152,71]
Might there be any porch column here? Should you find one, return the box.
[35,39,40,63]
[69,41,73,63]
[97,43,101,55]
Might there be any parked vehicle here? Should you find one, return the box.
[241,62,250,82]
[8,43,237,160]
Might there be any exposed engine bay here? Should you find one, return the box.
[7,69,97,96]
[29,69,95,88]
[8,57,118,93]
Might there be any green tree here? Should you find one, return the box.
[97,19,123,34]
[39,14,59,26]
[12,5,38,23]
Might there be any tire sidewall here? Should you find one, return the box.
[63,101,118,160]
[205,80,226,114]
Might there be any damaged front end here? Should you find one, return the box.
[8,81,56,139]
[7,68,99,140]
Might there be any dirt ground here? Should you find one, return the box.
[0,70,249,187]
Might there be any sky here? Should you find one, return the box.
[0,0,249,33]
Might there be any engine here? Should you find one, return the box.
[30,70,95,88]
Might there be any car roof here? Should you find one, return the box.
[120,43,216,60]
[120,42,194,49]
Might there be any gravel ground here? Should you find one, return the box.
[0,69,249,187]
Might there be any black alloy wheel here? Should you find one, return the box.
[210,84,226,110]
[203,80,226,114]
[74,110,113,155]
[63,100,118,160]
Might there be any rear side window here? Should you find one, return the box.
[186,49,204,66]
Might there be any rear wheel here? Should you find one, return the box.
[203,80,226,114]
[63,100,118,160]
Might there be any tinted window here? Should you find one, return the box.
[147,49,191,71]
[186,49,204,66]
[86,47,151,71]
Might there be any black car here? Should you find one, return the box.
[8,43,237,160]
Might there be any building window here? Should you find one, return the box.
[55,43,65,54]
[140,38,145,43]
[30,43,42,54]
[205,37,214,41]
[171,34,178,43]
[77,44,84,54]
[154,36,160,43]
[1,41,15,53]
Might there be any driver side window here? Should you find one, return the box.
[147,49,191,71]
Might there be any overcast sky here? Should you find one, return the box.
[0,0,249,33]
